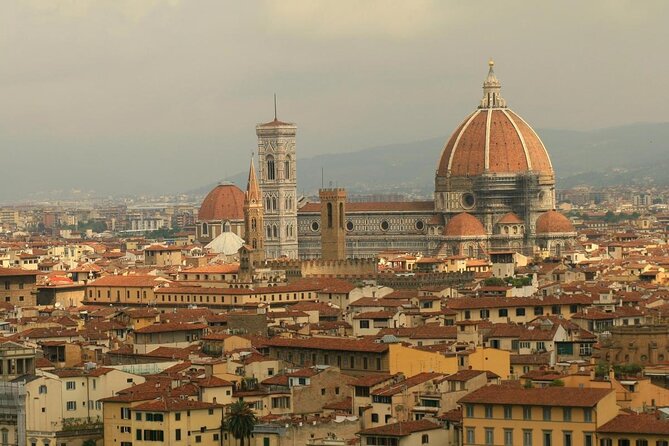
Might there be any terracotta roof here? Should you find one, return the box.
[597,412,669,435]
[535,210,575,234]
[358,419,441,437]
[352,374,397,387]
[197,183,245,221]
[264,337,388,353]
[372,372,444,397]
[444,213,486,237]
[497,212,524,224]
[458,385,612,407]
[437,108,553,178]
[323,396,352,411]
[134,397,222,412]
[0,267,38,277]
[445,369,486,382]
[134,322,208,334]
[88,275,167,287]
[183,264,240,274]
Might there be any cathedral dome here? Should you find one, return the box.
[535,210,574,234]
[198,183,245,221]
[444,212,486,237]
[436,61,553,179]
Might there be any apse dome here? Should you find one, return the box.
[198,183,245,221]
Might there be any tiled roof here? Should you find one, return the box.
[134,397,222,412]
[372,372,444,397]
[445,369,486,382]
[597,413,669,435]
[264,337,389,353]
[358,419,441,437]
[88,275,168,287]
[458,385,612,407]
[134,322,208,334]
[299,201,434,213]
[0,267,38,277]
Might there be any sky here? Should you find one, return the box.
[0,0,667,202]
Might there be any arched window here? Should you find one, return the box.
[223,221,231,232]
[327,203,333,228]
[252,239,257,249]
[285,156,291,180]
[201,222,208,236]
[339,202,344,229]
[266,225,272,238]
[421,434,429,445]
[251,218,256,230]
[468,245,474,258]
[272,197,277,211]
[265,197,271,211]
[266,155,275,180]
[273,224,278,238]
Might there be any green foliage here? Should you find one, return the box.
[523,381,533,388]
[145,228,181,239]
[613,363,642,377]
[595,361,610,378]
[225,401,257,446]
[83,440,97,446]
[483,277,506,287]
[549,379,565,387]
[504,275,533,288]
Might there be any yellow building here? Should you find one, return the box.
[459,385,618,446]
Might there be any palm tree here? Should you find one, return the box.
[225,400,257,446]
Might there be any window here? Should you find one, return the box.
[542,407,551,421]
[66,381,76,390]
[584,433,593,446]
[583,408,592,422]
[466,428,475,444]
[464,310,471,320]
[136,430,142,441]
[480,309,490,319]
[175,412,181,421]
[484,405,493,418]
[523,430,533,446]
[564,432,572,446]
[359,320,370,329]
[266,155,275,180]
[121,427,131,433]
[534,306,544,316]
[371,414,379,423]
[143,430,164,442]
[563,407,572,421]
[503,405,512,419]
[465,404,474,417]
[485,428,494,445]
[504,429,513,446]
[617,441,630,446]
[516,307,526,316]
[523,406,532,420]
[121,407,131,419]
[656,442,668,446]
[421,434,429,444]
[542,431,552,446]
[66,401,76,411]
[635,441,648,446]
[176,429,181,441]
[136,412,142,421]
[499,308,508,317]
[600,440,612,446]
[39,385,47,394]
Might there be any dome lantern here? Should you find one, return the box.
[479,59,506,109]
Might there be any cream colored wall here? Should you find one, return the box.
[388,344,458,376]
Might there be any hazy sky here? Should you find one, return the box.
[0,0,667,201]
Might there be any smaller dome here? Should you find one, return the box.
[444,213,486,237]
[535,210,574,234]
[497,212,524,225]
[198,184,245,221]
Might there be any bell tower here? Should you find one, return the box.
[319,188,347,260]
[256,100,298,259]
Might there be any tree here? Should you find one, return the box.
[225,401,257,446]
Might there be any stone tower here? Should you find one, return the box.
[319,188,347,260]
[243,157,265,260]
[256,111,298,259]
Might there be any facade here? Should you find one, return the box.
[257,115,299,259]
[0,267,38,307]
[459,385,618,446]
[297,61,576,259]
[195,183,246,244]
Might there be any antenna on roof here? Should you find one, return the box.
[321,167,324,189]
[274,94,277,121]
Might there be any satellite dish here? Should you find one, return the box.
[54,302,62,309]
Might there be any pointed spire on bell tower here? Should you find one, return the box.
[479,59,506,109]
[245,154,261,204]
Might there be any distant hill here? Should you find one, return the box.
[203,122,669,197]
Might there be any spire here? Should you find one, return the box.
[274,93,277,121]
[479,59,506,109]
[245,155,261,204]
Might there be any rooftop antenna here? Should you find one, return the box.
[274,93,277,121]
[321,167,324,189]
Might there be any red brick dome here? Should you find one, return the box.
[436,61,553,179]
[535,210,574,234]
[198,183,245,221]
[444,212,486,237]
